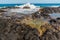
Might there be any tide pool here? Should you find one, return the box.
[49,13,60,19]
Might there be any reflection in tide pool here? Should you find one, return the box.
[49,13,60,19]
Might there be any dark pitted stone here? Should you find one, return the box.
[41,29,60,40]
[0,19,40,40]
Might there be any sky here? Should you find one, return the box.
[0,0,60,4]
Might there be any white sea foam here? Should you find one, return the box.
[15,3,39,9]
[7,3,40,14]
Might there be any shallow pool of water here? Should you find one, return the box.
[49,13,60,19]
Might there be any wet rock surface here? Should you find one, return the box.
[0,19,40,40]
[0,7,60,40]
[40,7,60,13]
[41,30,60,40]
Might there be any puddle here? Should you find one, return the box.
[49,13,60,19]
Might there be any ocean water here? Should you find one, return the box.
[0,4,60,7]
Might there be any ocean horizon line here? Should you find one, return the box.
[1,3,60,4]
[0,3,60,7]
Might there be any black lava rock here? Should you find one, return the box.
[0,19,40,40]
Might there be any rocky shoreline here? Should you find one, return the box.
[0,7,60,40]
